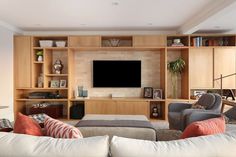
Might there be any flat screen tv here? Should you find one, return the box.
[93,60,141,88]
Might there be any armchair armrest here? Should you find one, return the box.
[168,103,192,112]
[186,112,221,126]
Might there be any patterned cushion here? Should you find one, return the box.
[14,113,43,136]
[0,119,13,132]
[191,102,206,109]
[29,113,47,128]
[44,116,83,139]
[181,116,225,139]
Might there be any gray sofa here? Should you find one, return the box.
[168,93,222,131]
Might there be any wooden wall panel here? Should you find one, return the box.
[133,35,166,47]
[14,36,31,88]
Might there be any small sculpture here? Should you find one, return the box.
[53,59,63,74]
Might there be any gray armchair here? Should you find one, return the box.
[168,93,222,131]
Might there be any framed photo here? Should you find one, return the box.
[144,87,153,98]
[50,80,60,88]
[60,80,67,88]
[153,89,162,99]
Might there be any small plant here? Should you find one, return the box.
[36,50,43,56]
[167,58,185,98]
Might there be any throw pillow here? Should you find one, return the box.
[14,113,43,136]
[0,119,13,132]
[191,102,206,109]
[44,116,83,139]
[29,113,47,128]
[181,116,225,139]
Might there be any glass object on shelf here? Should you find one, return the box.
[37,73,44,88]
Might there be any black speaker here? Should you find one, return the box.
[70,102,84,119]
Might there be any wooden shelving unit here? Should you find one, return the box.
[14,34,236,120]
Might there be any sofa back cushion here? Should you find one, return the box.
[0,132,109,157]
[181,116,225,139]
[111,131,236,157]
[14,113,43,136]
[44,116,83,138]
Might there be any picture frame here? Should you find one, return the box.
[59,80,67,88]
[50,80,60,88]
[153,89,162,99]
[144,87,153,98]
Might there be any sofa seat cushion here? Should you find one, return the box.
[168,112,181,129]
[181,116,225,139]
[0,132,109,157]
[111,131,236,157]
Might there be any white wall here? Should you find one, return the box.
[0,26,14,121]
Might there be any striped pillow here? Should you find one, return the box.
[44,116,83,139]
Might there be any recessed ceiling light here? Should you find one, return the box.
[147,23,153,26]
[35,24,41,27]
[112,2,119,6]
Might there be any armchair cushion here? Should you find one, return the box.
[181,116,226,139]
[198,93,215,109]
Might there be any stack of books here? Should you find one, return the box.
[192,37,203,47]
[171,43,184,47]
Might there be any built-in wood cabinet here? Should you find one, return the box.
[14,34,236,121]
[214,48,236,89]
[189,48,214,89]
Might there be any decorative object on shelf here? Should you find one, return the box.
[59,80,67,88]
[53,59,64,74]
[50,80,60,88]
[143,87,153,98]
[109,39,120,47]
[82,90,88,98]
[168,58,185,99]
[55,41,66,47]
[153,89,162,99]
[151,106,159,118]
[171,39,184,47]
[36,50,43,62]
[37,73,44,88]
[39,40,53,47]
[223,37,229,46]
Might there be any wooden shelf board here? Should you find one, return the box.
[34,47,68,50]
[69,47,166,51]
[189,46,236,49]
[167,46,189,50]
[45,74,68,77]
[33,61,44,64]
[70,97,166,102]
[166,98,190,102]
[16,88,68,90]
[15,99,68,102]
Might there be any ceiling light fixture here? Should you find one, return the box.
[112,2,119,6]
[214,26,221,29]
[147,23,153,26]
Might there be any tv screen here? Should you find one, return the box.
[93,60,141,88]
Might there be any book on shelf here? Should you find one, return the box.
[192,37,202,47]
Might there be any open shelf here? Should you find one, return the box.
[16,99,68,102]
[45,74,68,77]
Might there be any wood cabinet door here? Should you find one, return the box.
[133,35,166,47]
[214,48,236,89]
[116,101,149,117]
[85,100,116,114]
[189,48,214,89]
[14,36,31,88]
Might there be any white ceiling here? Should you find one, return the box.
[0,0,236,34]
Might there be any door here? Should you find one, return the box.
[189,48,214,89]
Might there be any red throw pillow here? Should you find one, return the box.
[44,116,83,139]
[14,113,43,136]
[181,116,226,139]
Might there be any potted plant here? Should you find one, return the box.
[36,50,43,62]
[167,58,185,98]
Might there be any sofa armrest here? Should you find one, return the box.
[168,103,192,112]
[186,112,221,126]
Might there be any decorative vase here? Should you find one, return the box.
[53,59,63,74]
[37,56,43,62]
